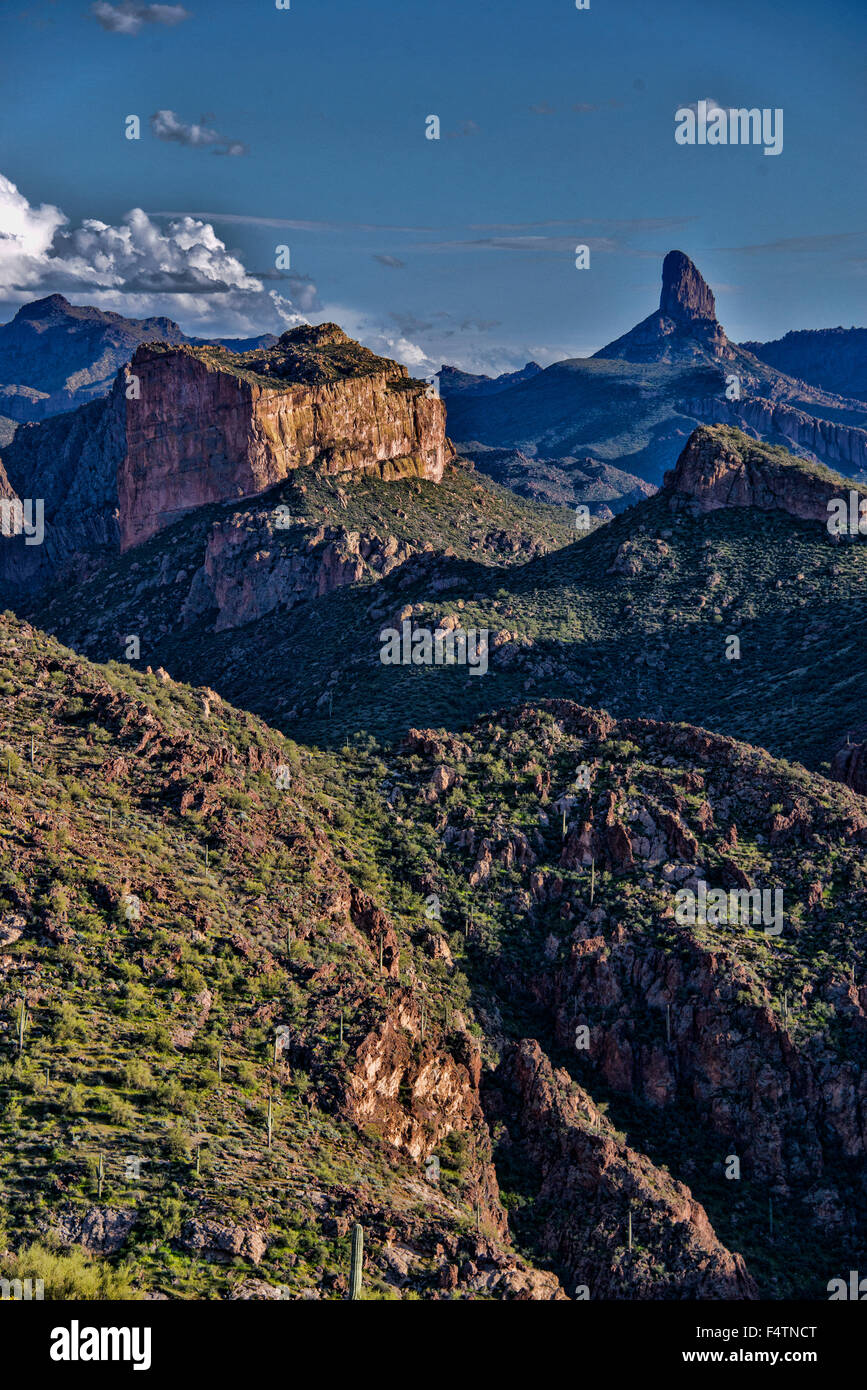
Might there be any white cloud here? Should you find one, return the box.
[0,173,312,336]
[90,3,190,35]
[150,110,247,157]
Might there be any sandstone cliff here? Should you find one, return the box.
[119,327,447,550]
[0,324,447,590]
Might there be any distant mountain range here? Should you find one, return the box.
[455,443,656,517]
[440,251,867,493]
[0,293,277,434]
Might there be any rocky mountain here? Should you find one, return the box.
[0,294,277,430]
[0,324,447,591]
[24,425,867,790]
[595,249,730,365]
[446,252,867,487]
[741,328,867,404]
[664,423,867,519]
[3,613,866,1299]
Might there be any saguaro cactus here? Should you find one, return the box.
[349,1223,363,1300]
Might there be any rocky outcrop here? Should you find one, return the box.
[342,990,489,1163]
[831,740,867,795]
[664,424,867,521]
[51,1206,137,1255]
[660,249,718,322]
[179,1214,270,1265]
[180,515,420,632]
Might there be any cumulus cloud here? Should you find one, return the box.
[150,110,247,157]
[0,172,313,337]
[91,2,190,34]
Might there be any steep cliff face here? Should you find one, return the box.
[659,250,718,323]
[0,324,447,590]
[664,424,867,520]
[119,329,447,550]
[688,396,867,479]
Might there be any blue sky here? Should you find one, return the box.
[0,0,864,373]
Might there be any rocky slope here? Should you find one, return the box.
[27,461,574,647]
[0,614,566,1300]
[0,613,803,1300]
[0,324,447,591]
[38,426,857,783]
[24,428,867,784]
[387,701,867,1297]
